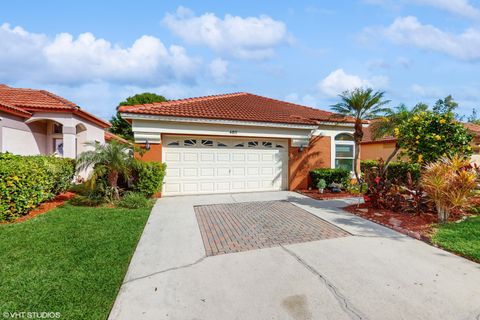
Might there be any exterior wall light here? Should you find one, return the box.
[145,139,151,151]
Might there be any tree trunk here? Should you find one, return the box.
[108,170,120,200]
[381,144,400,176]
[353,119,364,190]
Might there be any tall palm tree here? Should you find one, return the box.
[369,103,428,171]
[331,88,391,184]
[76,141,134,200]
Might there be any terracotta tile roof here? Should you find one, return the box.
[361,121,480,144]
[104,131,131,144]
[0,84,110,128]
[119,92,356,125]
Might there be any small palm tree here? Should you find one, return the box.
[331,88,391,184]
[76,141,134,200]
[369,103,428,171]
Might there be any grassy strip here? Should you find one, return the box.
[0,204,151,319]
[432,215,480,263]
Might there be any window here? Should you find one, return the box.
[201,139,213,147]
[262,141,272,148]
[334,133,354,171]
[183,139,197,147]
[247,141,258,148]
[234,142,245,148]
[335,133,354,141]
[217,142,228,147]
[167,141,180,146]
[275,144,284,149]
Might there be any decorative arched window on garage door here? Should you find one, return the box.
[334,133,354,171]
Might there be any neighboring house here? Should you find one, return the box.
[119,92,357,196]
[360,122,480,164]
[0,84,110,159]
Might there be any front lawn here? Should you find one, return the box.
[432,215,480,262]
[0,204,151,319]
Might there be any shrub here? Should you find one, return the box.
[69,195,105,207]
[0,153,75,221]
[132,161,166,197]
[310,168,350,188]
[421,156,477,222]
[117,192,151,209]
[361,160,421,184]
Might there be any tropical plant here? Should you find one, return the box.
[109,92,168,140]
[396,109,472,164]
[369,103,427,169]
[331,88,391,185]
[421,156,478,222]
[316,179,326,192]
[76,141,134,201]
[117,192,151,209]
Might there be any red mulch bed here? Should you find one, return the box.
[2,192,76,224]
[297,189,360,200]
[343,202,466,241]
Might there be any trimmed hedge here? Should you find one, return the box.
[0,153,75,221]
[361,160,421,184]
[132,161,166,197]
[310,168,350,188]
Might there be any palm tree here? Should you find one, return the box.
[369,103,428,172]
[76,141,134,200]
[331,88,391,184]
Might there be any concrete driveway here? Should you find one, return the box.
[109,192,480,320]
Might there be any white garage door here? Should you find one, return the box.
[162,136,288,196]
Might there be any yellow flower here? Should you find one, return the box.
[467,146,472,150]
[439,119,446,124]
[413,116,419,121]
[418,154,423,163]
[434,135,441,141]
[415,135,420,139]
[394,128,400,136]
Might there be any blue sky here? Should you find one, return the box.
[1,0,479,120]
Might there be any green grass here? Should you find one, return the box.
[0,204,151,319]
[432,215,480,262]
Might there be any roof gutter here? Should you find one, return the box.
[120,113,319,130]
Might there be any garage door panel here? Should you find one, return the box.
[217,153,230,161]
[200,153,214,162]
[165,152,181,161]
[200,168,215,177]
[232,153,245,161]
[162,136,287,196]
[183,168,198,177]
[232,167,245,176]
[217,167,231,176]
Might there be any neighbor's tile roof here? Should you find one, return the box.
[0,84,110,128]
[118,92,356,125]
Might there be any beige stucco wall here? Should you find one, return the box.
[0,112,48,155]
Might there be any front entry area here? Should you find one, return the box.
[162,136,288,196]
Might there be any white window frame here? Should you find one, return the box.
[334,133,355,172]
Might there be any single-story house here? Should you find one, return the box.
[0,84,110,159]
[119,92,358,196]
[360,122,480,164]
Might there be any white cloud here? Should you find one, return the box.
[162,6,290,59]
[413,0,480,19]
[317,69,389,97]
[208,58,230,84]
[411,84,444,97]
[284,93,318,107]
[0,23,200,85]
[378,16,480,61]
[364,0,480,18]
